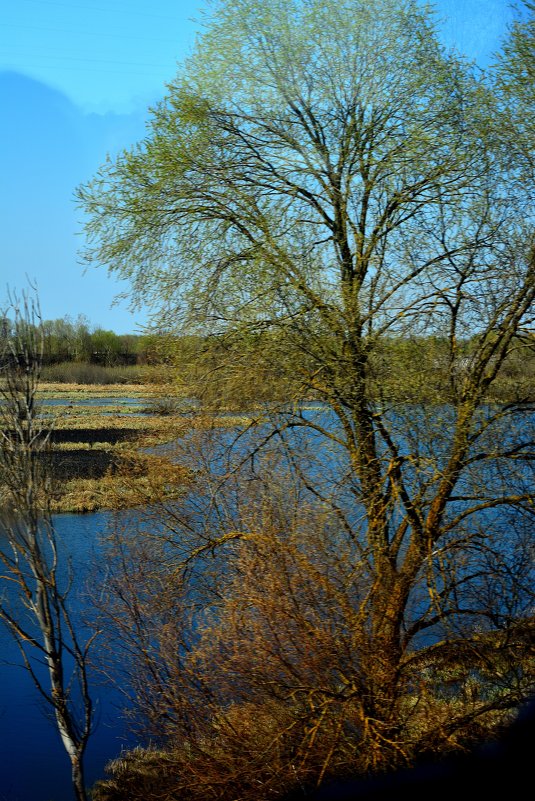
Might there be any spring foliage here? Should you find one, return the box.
[79,2,535,798]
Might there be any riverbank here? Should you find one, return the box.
[48,424,191,514]
[11,382,249,513]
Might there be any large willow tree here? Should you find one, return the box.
[80,1,534,797]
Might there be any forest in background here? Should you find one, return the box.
[2,312,534,405]
[2,1,534,800]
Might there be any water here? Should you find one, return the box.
[1,403,533,799]
[0,512,137,801]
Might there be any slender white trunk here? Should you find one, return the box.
[37,581,88,801]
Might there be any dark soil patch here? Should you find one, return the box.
[4,428,140,445]
[2,428,141,479]
[50,427,140,445]
[45,449,117,480]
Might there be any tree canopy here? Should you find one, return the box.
[79,2,535,798]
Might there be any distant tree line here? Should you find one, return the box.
[168,330,535,408]
[1,312,532,398]
[0,314,162,367]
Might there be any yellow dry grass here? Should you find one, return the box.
[4,383,252,514]
[37,382,160,398]
[52,453,192,513]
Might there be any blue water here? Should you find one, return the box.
[0,512,137,801]
[1,403,533,800]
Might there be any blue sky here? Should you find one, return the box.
[0,0,516,333]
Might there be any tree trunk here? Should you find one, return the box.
[71,756,87,801]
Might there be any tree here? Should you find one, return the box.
[0,291,94,801]
[90,327,124,366]
[79,0,535,795]
[495,1,535,186]
[41,314,93,364]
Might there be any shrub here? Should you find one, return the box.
[40,362,147,384]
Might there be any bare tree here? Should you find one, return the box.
[0,290,94,801]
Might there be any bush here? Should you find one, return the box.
[40,362,147,384]
[142,395,189,416]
